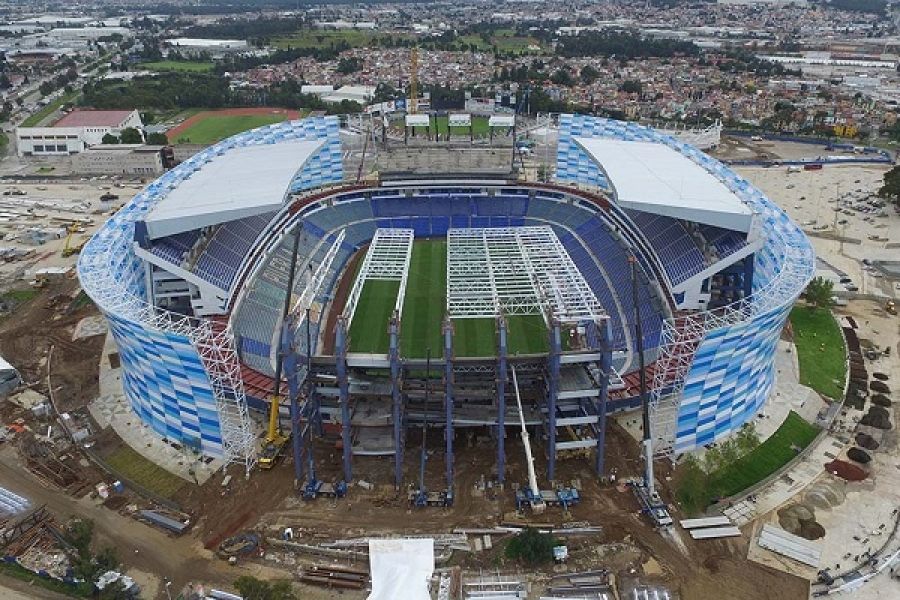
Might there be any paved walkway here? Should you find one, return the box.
[88,332,222,485]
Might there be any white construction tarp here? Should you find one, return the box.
[367,538,434,600]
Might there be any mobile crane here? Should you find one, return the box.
[258,232,302,469]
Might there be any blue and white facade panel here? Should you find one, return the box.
[78,118,343,457]
[558,114,814,454]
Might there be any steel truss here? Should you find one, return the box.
[649,237,815,460]
[79,247,258,474]
[446,226,604,323]
[343,228,414,325]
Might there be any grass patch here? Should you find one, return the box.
[1,289,39,304]
[271,29,413,50]
[0,561,92,597]
[348,279,401,353]
[104,445,186,499]
[677,412,820,514]
[430,115,492,137]
[37,166,55,173]
[140,60,215,73]
[454,315,547,357]
[401,239,447,359]
[173,112,293,145]
[790,305,846,399]
[21,90,79,127]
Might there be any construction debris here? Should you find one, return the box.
[299,564,369,590]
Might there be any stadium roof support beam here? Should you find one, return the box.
[343,228,414,326]
[446,226,605,324]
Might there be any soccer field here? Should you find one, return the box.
[348,239,550,357]
[348,280,400,353]
[168,110,302,145]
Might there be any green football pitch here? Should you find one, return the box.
[348,239,548,357]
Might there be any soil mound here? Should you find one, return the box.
[860,405,893,430]
[847,447,871,464]
[870,381,890,394]
[855,432,879,450]
[825,460,867,481]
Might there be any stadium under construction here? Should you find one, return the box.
[76,113,815,502]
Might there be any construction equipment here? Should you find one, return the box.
[259,232,302,469]
[885,300,897,316]
[408,349,453,507]
[511,365,546,513]
[61,225,85,258]
[625,256,673,529]
[303,477,348,500]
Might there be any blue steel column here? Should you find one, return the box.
[547,317,561,483]
[389,312,403,489]
[595,318,612,477]
[496,316,508,484]
[443,318,454,492]
[284,314,306,487]
[335,316,352,483]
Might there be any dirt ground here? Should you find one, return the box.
[0,278,105,414]
[0,271,809,600]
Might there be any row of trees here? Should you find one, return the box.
[557,31,699,59]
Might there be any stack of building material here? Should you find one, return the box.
[757,523,822,567]
[680,516,742,540]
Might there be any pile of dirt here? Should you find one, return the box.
[825,460,868,481]
[777,504,826,540]
[847,447,872,464]
[871,394,892,408]
[870,381,891,394]
[860,405,893,430]
[855,432,880,451]
[872,372,889,381]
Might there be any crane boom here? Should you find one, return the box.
[511,365,540,500]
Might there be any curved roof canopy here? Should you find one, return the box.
[144,138,324,239]
[575,137,752,232]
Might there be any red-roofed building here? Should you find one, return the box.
[54,109,140,129]
[16,109,143,157]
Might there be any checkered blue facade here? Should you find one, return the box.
[557,114,814,453]
[77,117,343,457]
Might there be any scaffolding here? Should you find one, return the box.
[343,228,414,325]
[446,226,603,323]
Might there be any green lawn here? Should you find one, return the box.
[0,561,92,597]
[104,445,186,499]
[21,90,79,127]
[140,60,215,73]
[401,239,447,359]
[430,115,492,137]
[790,306,846,399]
[173,113,293,145]
[349,279,401,353]
[454,315,548,357]
[677,411,820,514]
[272,29,391,50]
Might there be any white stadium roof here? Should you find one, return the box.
[575,137,752,231]
[144,139,323,239]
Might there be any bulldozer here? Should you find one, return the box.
[886,300,897,316]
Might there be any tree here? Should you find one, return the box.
[620,79,642,94]
[146,132,169,145]
[234,576,296,600]
[877,165,900,203]
[119,127,143,144]
[101,133,119,144]
[504,527,557,565]
[804,276,834,309]
[580,64,600,84]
